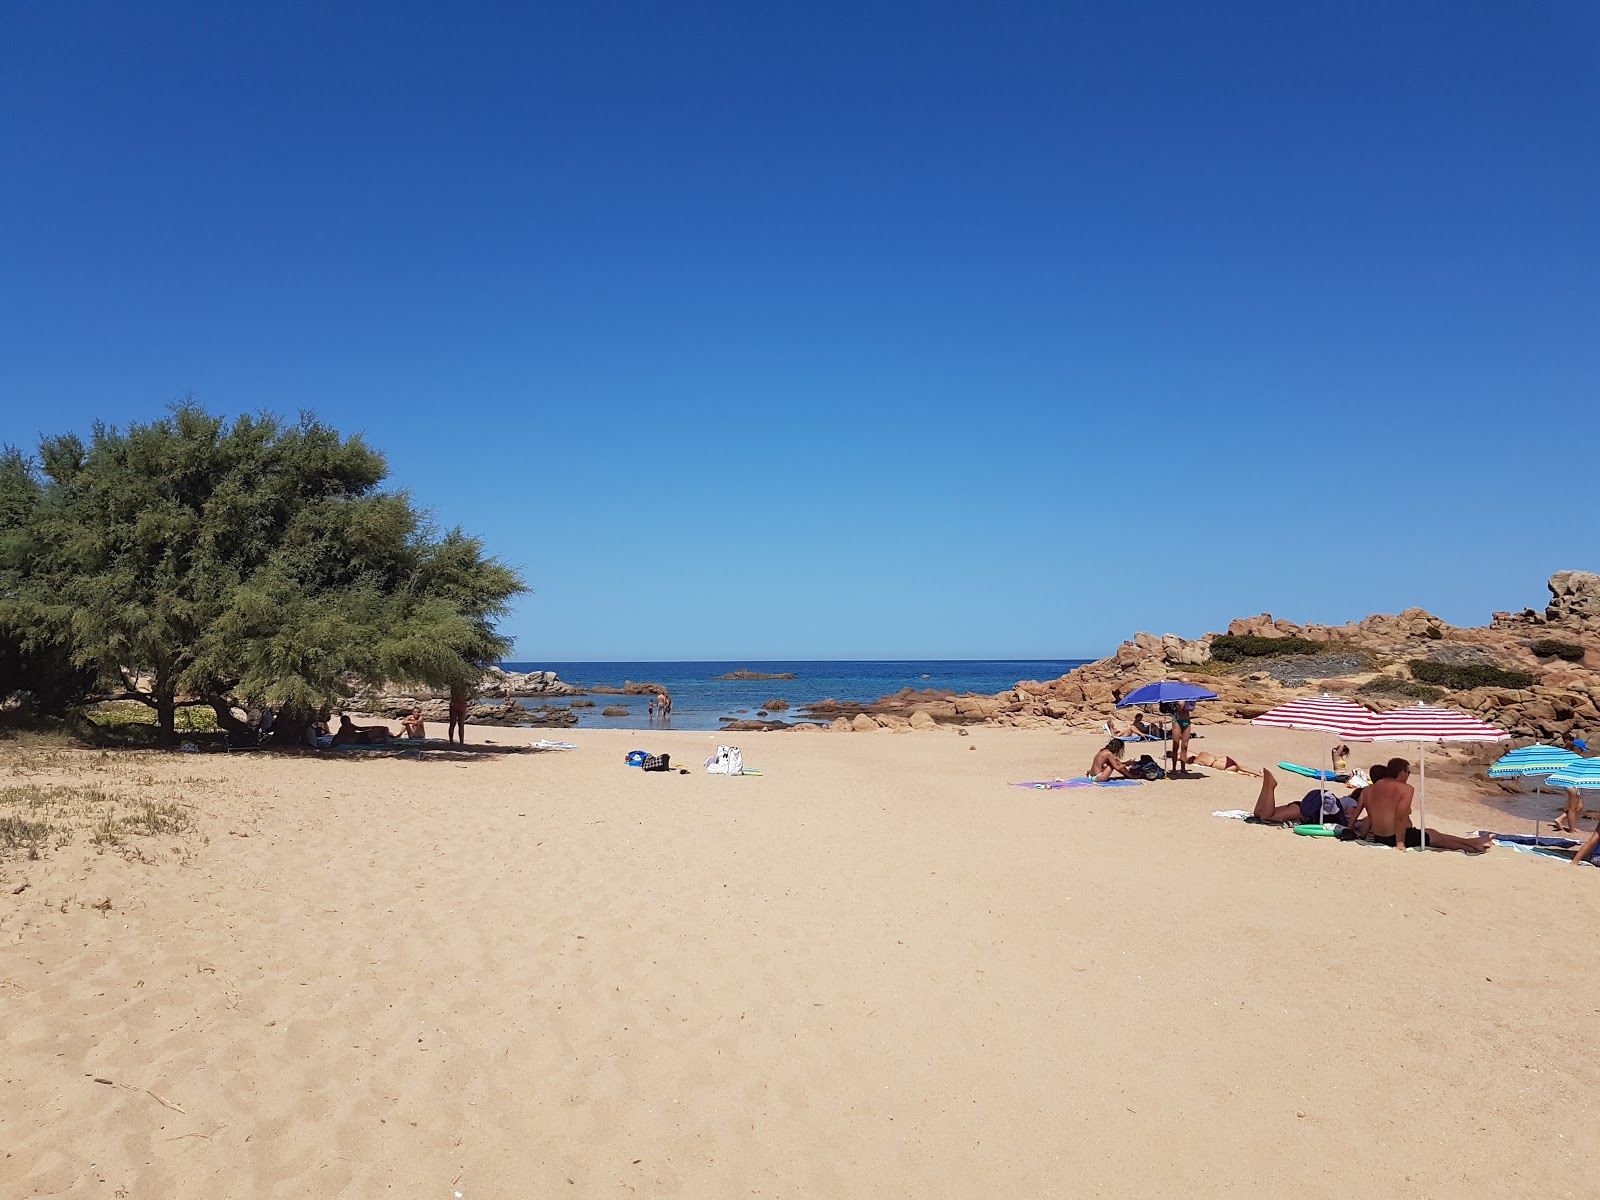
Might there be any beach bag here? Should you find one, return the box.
[641,753,671,772]
[706,745,744,775]
[1132,755,1165,781]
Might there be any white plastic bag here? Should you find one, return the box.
[705,745,744,775]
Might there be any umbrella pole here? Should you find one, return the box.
[1418,743,1427,851]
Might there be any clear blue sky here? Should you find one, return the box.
[2,2,1596,660]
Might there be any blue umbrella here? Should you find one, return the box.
[1546,760,1600,791]
[1487,745,1579,778]
[1116,681,1217,777]
[1489,745,1581,839]
[1115,681,1219,708]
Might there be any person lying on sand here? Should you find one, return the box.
[1252,768,1351,825]
[1089,739,1136,782]
[1347,758,1491,853]
[397,706,427,739]
[332,713,392,746]
[1105,712,1166,740]
[1183,751,1260,777]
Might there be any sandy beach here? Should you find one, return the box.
[5,723,1599,1198]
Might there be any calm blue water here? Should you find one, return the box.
[499,659,1089,732]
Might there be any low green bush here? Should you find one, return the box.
[1530,639,1586,662]
[1356,677,1445,703]
[88,703,219,733]
[1208,635,1326,663]
[1407,660,1537,691]
[1424,626,1443,640]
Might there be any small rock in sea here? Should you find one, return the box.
[756,711,769,718]
[601,706,629,717]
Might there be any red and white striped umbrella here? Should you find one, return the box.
[1366,704,1509,744]
[1250,695,1377,738]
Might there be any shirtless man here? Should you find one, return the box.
[1089,738,1135,783]
[1348,758,1491,853]
[397,706,427,739]
[657,692,672,718]
[331,713,392,746]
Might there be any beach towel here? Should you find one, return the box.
[1467,831,1600,866]
[1212,809,1252,820]
[1012,777,1143,789]
[532,739,578,750]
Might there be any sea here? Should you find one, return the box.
[498,660,1090,733]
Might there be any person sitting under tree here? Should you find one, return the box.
[398,706,427,739]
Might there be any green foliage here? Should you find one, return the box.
[1208,635,1326,662]
[1356,676,1445,703]
[1530,639,1586,662]
[3,403,525,738]
[1424,626,1443,640]
[89,703,218,733]
[1407,659,1537,691]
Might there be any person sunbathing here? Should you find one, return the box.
[1088,739,1135,782]
[1346,758,1491,853]
[397,706,427,739]
[331,713,392,746]
[1105,712,1167,740]
[1184,750,1260,777]
[1252,768,1351,825]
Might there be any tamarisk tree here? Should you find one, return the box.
[1,404,524,740]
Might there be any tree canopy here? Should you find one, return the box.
[0,404,525,739]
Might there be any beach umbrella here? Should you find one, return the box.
[1116,682,1218,775]
[1115,681,1218,707]
[1367,704,1510,850]
[1251,694,1378,791]
[1544,759,1600,793]
[1488,745,1581,840]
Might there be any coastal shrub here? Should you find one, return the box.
[1356,677,1445,703]
[1424,626,1443,640]
[1208,635,1326,662]
[0,404,525,743]
[1407,660,1537,691]
[1530,639,1586,662]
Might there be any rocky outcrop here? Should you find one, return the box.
[479,667,582,698]
[713,669,797,680]
[600,706,630,717]
[764,698,789,711]
[588,681,669,696]
[803,571,1600,741]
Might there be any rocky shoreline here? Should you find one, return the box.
[791,571,1598,742]
[353,571,1597,739]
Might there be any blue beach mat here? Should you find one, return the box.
[1278,762,1347,782]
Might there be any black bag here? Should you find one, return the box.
[1132,754,1166,781]
[641,753,671,772]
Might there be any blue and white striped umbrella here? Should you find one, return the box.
[1488,745,1581,779]
[1545,759,1600,791]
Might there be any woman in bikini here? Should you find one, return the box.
[1184,750,1259,777]
[1088,739,1135,783]
[1169,701,1194,774]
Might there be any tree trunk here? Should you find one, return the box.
[155,693,176,743]
[207,698,254,738]
[153,669,177,743]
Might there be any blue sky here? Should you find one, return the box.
[2,1,1596,660]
